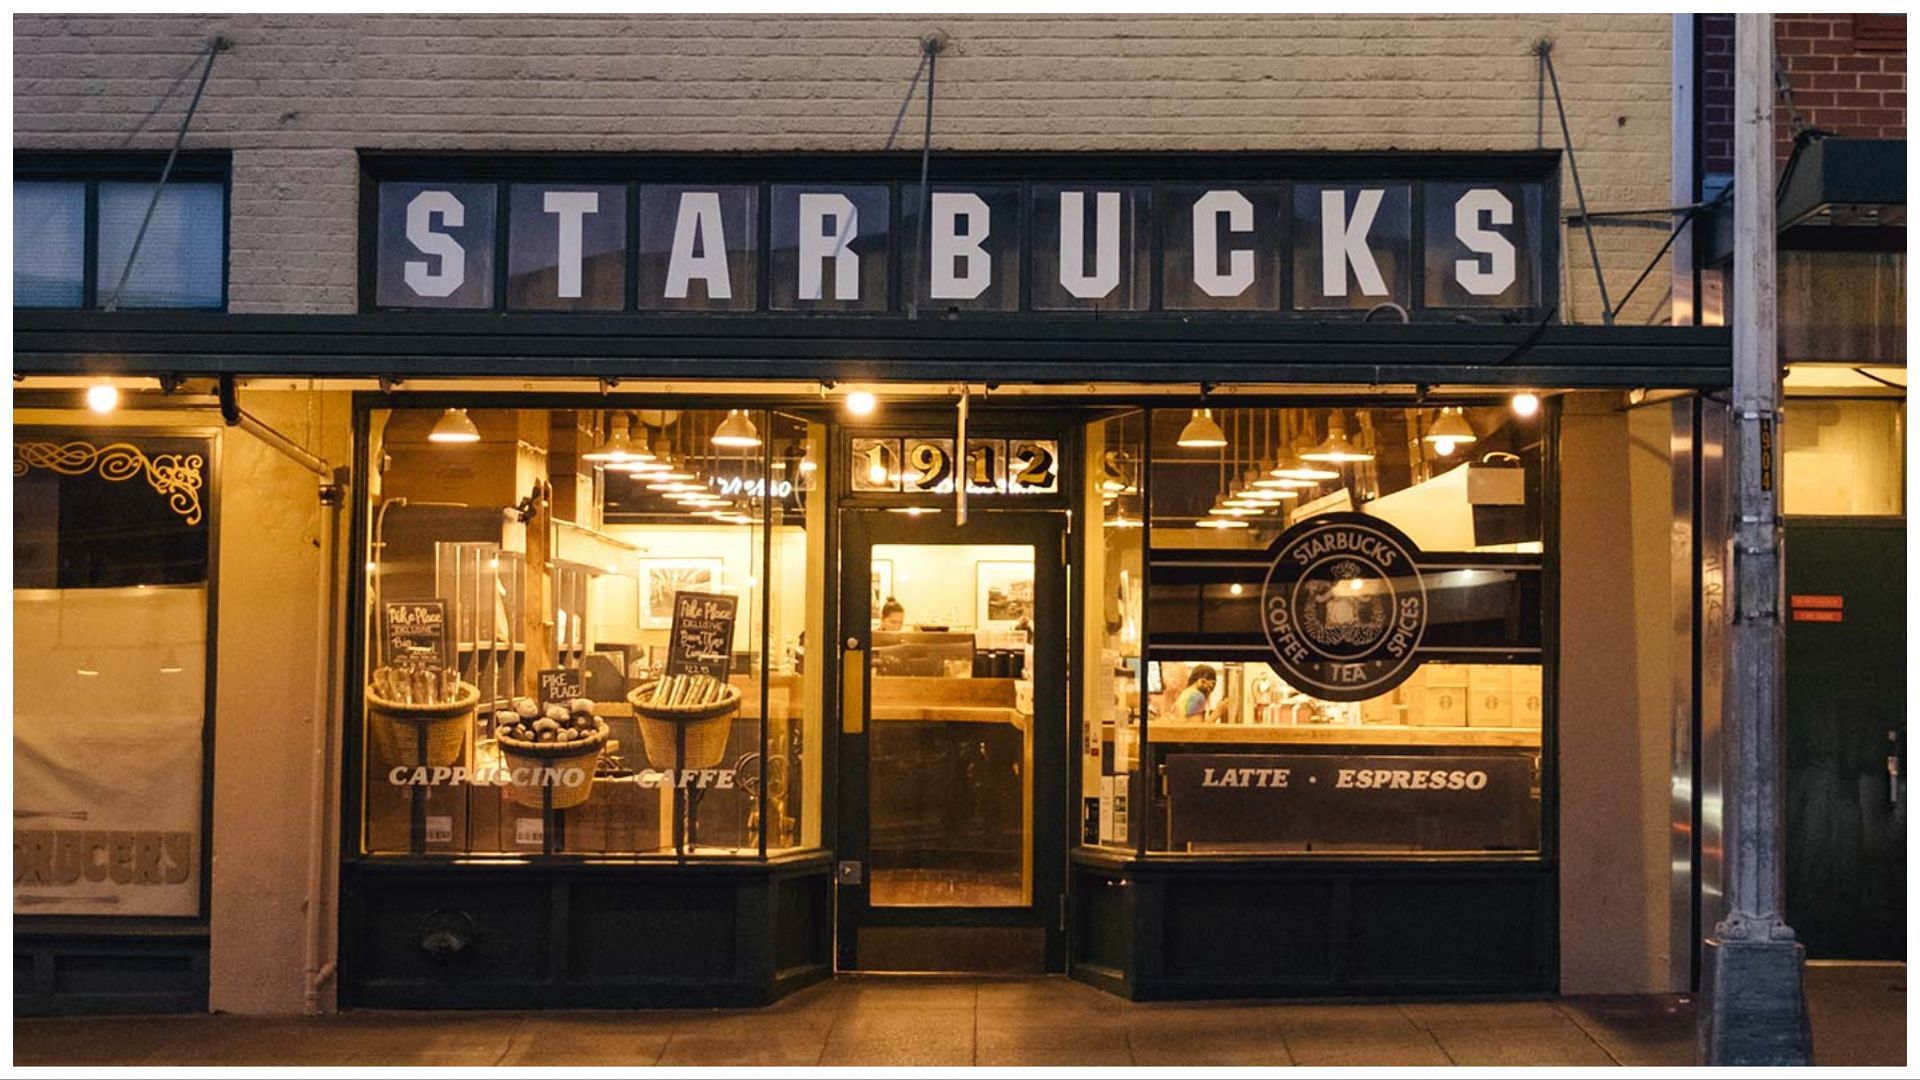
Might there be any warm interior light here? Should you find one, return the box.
[1196,517,1249,529]
[1176,408,1228,449]
[1511,392,1541,418]
[1433,437,1458,457]
[428,407,482,444]
[1229,583,1245,596]
[846,390,878,416]
[583,413,638,461]
[1424,406,1478,446]
[1300,413,1373,463]
[710,409,762,448]
[85,381,119,414]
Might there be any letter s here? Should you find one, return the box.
[1454,188,1516,296]
[404,190,466,298]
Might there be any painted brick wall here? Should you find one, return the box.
[15,13,1676,324]
[1701,13,1906,174]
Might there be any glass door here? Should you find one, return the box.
[836,508,1067,972]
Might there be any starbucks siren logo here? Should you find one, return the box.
[1261,514,1427,701]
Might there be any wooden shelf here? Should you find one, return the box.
[1148,721,1541,748]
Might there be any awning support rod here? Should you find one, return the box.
[1535,38,1615,325]
[102,36,228,312]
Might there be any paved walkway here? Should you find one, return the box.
[13,963,1903,1067]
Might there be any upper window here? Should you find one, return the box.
[14,156,228,310]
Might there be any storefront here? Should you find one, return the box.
[15,147,1732,1009]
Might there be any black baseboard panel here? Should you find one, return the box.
[1069,853,1555,1000]
[14,926,210,1016]
[340,854,834,1009]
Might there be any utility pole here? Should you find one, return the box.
[1698,12,1811,1066]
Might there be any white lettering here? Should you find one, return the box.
[930,192,991,300]
[1320,188,1388,297]
[543,190,599,299]
[1453,188,1516,296]
[665,191,731,300]
[1059,191,1121,299]
[1192,189,1255,298]
[798,192,859,301]
[404,190,466,297]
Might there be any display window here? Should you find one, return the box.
[1080,404,1548,856]
[358,406,824,859]
[13,429,214,914]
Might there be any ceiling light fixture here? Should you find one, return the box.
[1176,408,1227,449]
[428,407,482,444]
[710,409,762,449]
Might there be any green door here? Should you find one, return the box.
[1783,520,1905,959]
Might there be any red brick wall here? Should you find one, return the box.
[1701,13,1906,174]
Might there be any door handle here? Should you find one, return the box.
[842,648,866,735]
[1889,731,1901,807]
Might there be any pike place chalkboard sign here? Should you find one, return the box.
[666,591,738,679]
[383,600,448,670]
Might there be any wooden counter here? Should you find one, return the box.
[1148,721,1541,748]
[872,706,1025,727]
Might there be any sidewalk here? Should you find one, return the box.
[12,963,1903,1068]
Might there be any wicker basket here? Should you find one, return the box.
[628,681,741,770]
[496,717,609,810]
[367,678,479,768]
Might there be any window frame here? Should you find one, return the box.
[14,152,231,312]
[11,422,223,926]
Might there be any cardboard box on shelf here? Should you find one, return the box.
[1409,664,1468,727]
[1512,666,1545,727]
[1467,664,1514,727]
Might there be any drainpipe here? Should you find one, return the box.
[216,376,345,1014]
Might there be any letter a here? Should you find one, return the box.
[665,191,732,300]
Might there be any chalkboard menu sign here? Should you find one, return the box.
[383,600,448,670]
[665,591,738,678]
[1166,752,1538,852]
[537,667,585,709]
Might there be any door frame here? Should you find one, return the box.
[834,506,1071,972]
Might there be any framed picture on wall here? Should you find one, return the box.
[870,559,893,613]
[976,560,1035,632]
[638,557,722,628]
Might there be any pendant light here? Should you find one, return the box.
[1424,406,1478,458]
[428,407,482,444]
[1301,410,1374,463]
[711,409,762,449]
[582,412,641,461]
[1176,407,1227,449]
[647,434,696,481]
[1274,412,1341,479]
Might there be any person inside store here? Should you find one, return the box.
[1174,663,1225,722]
[879,597,906,631]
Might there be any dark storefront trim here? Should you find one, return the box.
[13,312,1731,390]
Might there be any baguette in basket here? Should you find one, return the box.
[627,674,741,770]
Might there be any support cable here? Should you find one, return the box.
[1535,38,1615,325]
[908,34,943,319]
[103,36,228,312]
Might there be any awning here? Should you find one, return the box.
[12,311,1731,390]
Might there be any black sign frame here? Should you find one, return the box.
[357,151,1560,322]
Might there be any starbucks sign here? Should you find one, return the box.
[1260,513,1428,701]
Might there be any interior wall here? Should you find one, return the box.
[1557,391,1682,993]
[870,543,1036,633]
